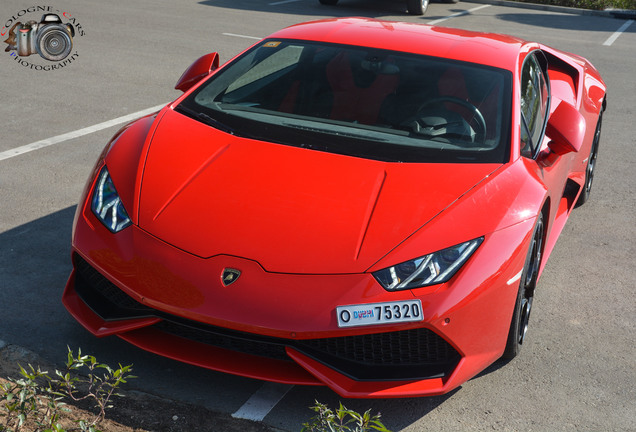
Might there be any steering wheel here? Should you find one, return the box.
[408,96,487,144]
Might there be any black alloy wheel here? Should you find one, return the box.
[407,0,429,15]
[503,213,544,359]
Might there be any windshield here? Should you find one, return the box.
[178,39,512,163]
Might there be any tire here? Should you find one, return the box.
[503,213,544,359]
[319,0,338,5]
[407,0,429,15]
[575,111,603,207]
[438,0,459,3]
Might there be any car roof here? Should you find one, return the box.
[267,17,531,71]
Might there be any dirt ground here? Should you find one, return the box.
[0,344,276,432]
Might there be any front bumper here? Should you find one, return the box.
[63,202,534,398]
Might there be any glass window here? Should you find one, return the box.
[520,53,549,158]
[226,44,304,94]
[178,40,513,164]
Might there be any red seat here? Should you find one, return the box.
[326,52,399,125]
[438,67,500,139]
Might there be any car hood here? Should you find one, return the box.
[137,109,499,274]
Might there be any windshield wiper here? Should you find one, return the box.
[175,105,235,135]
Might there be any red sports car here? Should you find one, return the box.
[63,18,606,398]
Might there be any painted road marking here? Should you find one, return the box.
[222,33,261,40]
[270,0,303,5]
[603,19,633,46]
[427,4,491,25]
[223,6,495,39]
[0,104,166,162]
[232,382,293,422]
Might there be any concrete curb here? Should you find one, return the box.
[464,0,636,19]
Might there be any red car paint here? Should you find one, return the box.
[63,18,606,397]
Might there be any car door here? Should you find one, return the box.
[519,50,579,235]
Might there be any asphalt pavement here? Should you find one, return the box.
[1,0,634,430]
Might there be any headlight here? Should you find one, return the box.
[373,237,483,290]
[91,166,131,233]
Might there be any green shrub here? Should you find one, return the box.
[301,401,391,432]
[0,348,135,432]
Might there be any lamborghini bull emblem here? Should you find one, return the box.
[221,268,241,287]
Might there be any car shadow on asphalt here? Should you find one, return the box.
[494,12,633,32]
[199,0,413,18]
[354,358,511,430]
[0,206,79,354]
[0,206,159,371]
[474,356,513,379]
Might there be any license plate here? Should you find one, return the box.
[336,300,423,328]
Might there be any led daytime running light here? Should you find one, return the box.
[373,237,483,291]
[91,167,131,233]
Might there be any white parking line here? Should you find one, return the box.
[231,382,293,422]
[269,0,302,5]
[603,19,634,46]
[222,33,261,40]
[0,104,166,162]
[427,4,491,25]
[224,6,494,44]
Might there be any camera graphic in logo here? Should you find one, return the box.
[4,13,75,61]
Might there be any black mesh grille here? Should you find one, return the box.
[295,329,460,380]
[154,320,291,362]
[73,254,154,320]
[297,328,458,365]
[71,253,461,381]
